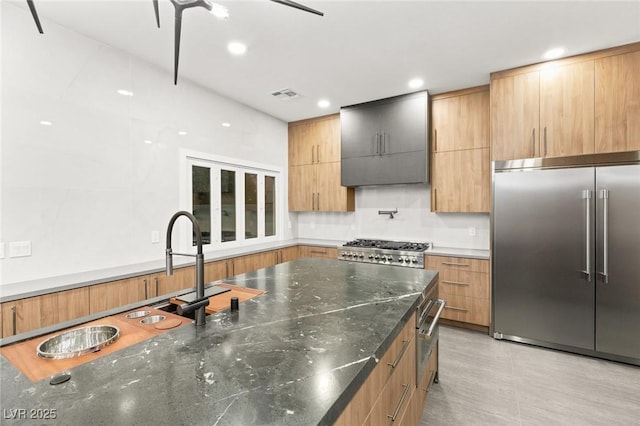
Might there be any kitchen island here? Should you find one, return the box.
[0,259,437,425]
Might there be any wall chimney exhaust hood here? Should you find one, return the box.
[340,91,429,187]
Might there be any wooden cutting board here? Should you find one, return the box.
[0,307,189,383]
[169,283,265,314]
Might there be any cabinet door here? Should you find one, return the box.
[204,260,228,283]
[89,277,147,314]
[540,61,595,157]
[380,93,427,155]
[57,287,90,323]
[595,50,640,153]
[316,162,354,212]
[276,247,299,263]
[288,121,315,166]
[432,89,489,152]
[491,71,540,160]
[154,267,196,296]
[298,246,337,259]
[431,148,490,212]
[340,103,382,158]
[313,115,341,163]
[1,294,56,336]
[288,164,314,211]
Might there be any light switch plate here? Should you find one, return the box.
[0,242,4,259]
[9,241,32,257]
[151,230,160,244]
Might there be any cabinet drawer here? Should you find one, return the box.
[441,294,490,326]
[363,337,416,426]
[334,313,416,426]
[298,245,337,259]
[426,255,489,273]
[439,269,489,299]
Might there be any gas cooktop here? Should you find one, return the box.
[338,239,431,268]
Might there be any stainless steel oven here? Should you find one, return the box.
[416,280,445,385]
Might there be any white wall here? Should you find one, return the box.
[297,184,490,250]
[1,4,292,285]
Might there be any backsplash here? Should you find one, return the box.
[296,184,490,249]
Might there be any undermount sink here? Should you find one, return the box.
[36,325,120,360]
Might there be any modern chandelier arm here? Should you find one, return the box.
[26,0,44,34]
[169,0,323,85]
[269,0,324,16]
[153,0,161,28]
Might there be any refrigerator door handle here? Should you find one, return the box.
[598,189,609,284]
[581,189,592,282]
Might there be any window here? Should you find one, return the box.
[183,152,281,251]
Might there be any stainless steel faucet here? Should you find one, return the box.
[165,211,209,326]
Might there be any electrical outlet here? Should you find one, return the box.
[9,241,32,257]
[0,242,4,259]
[468,227,477,237]
[151,230,160,244]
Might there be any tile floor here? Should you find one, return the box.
[421,325,640,425]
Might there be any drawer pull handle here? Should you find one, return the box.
[441,262,469,267]
[444,306,468,312]
[442,280,470,286]
[387,339,410,368]
[387,384,410,421]
[11,305,17,335]
[310,250,327,255]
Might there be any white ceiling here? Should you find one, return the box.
[9,0,640,122]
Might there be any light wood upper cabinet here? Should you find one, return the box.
[540,61,595,157]
[432,87,489,152]
[490,71,540,161]
[288,114,354,212]
[289,114,341,166]
[595,50,640,153]
[432,148,490,213]
[431,86,490,213]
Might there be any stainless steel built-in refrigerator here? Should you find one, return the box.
[492,151,640,365]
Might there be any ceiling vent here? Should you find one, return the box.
[271,88,301,100]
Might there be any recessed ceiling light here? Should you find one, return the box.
[117,89,134,97]
[178,131,188,136]
[543,47,566,60]
[209,3,229,19]
[222,122,231,127]
[227,42,247,56]
[408,78,424,89]
[39,120,53,126]
[144,140,153,144]
[317,99,330,108]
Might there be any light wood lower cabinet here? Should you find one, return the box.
[0,245,301,337]
[335,313,417,426]
[426,255,490,327]
[298,245,337,259]
[1,288,89,337]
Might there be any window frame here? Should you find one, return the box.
[179,149,283,253]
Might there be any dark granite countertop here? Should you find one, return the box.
[0,259,437,425]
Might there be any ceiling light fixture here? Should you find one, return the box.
[26,0,44,33]
[209,3,229,19]
[178,130,188,135]
[39,120,53,126]
[227,42,247,56]
[221,122,231,127]
[317,99,330,108]
[157,0,323,85]
[543,47,566,60]
[408,78,424,89]
[117,89,134,96]
[144,140,153,144]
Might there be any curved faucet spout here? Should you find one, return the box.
[165,210,208,326]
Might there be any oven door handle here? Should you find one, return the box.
[418,299,436,327]
[419,299,446,338]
